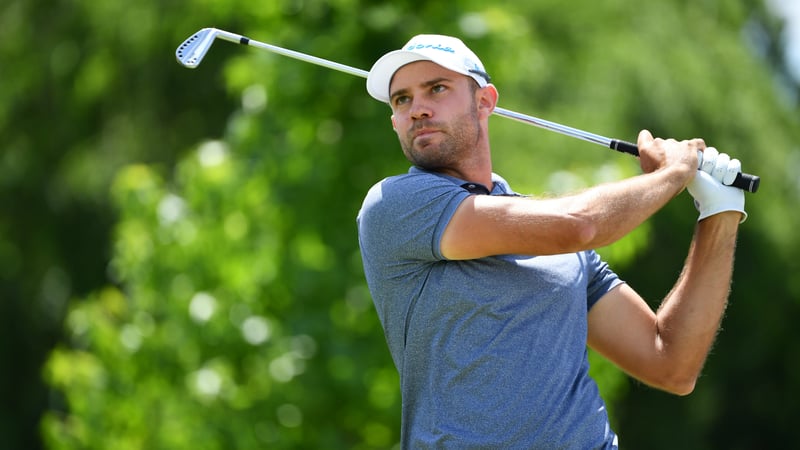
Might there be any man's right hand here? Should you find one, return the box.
[636,129,700,189]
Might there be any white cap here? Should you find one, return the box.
[366,34,491,104]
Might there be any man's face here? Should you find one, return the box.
[388,61,482,171]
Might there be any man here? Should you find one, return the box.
[356,34,746,449]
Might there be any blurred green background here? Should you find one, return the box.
[2,0,799,448]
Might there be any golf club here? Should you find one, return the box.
[176,28,760,193]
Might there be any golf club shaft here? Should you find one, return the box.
[178,28,760,193]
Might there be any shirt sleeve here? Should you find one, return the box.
[357,172,471,264]
[584,250,625,311]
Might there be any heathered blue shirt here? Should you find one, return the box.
[357,167,623,449]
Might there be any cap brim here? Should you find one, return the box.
[366,50,432,104]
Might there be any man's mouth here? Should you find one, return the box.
[412,128,440,143]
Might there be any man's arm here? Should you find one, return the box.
[441,130,699,259]
[441,171,680,259]
[586,211,740,395]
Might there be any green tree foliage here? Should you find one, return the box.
[1,0,798,448]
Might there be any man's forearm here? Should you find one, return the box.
[442,165,692,259]
[571,166,689,249]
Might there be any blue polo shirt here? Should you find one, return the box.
[357,167,622,449]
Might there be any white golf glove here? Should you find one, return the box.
[687,147,747,223]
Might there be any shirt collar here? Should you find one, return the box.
[408,166,516,196]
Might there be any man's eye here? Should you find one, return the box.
[432,84,446,93]
[393,95,410,106]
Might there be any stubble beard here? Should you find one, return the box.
[400,107,482,172]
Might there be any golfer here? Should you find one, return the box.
[357,34,746,449]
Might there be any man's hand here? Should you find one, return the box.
[687,147,747,222]
[636,130,700,188]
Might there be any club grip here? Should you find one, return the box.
[609,139,760,193]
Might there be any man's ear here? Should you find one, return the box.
[476,84,499,119]
[391,115,397,131]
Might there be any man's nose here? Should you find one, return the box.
[410,99,432,120]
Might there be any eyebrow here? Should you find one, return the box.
[389,76,453,102]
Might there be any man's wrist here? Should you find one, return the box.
[697,210,742,228]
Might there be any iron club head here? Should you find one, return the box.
[176,28,218,68]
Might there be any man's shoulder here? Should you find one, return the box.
[358,169,471,239]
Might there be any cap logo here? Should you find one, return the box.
[405,43,456,54]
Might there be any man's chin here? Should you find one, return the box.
[412,137,435,150]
